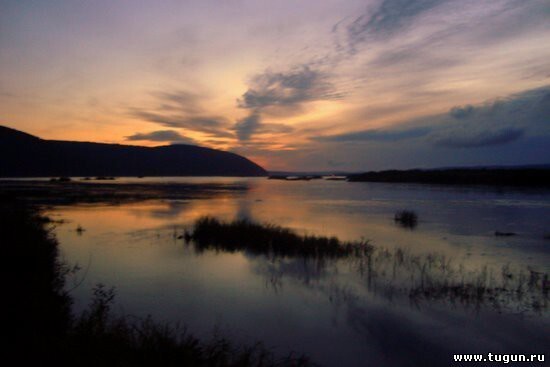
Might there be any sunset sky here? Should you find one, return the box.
[1,0,549,171]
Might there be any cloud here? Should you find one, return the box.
[234,112,294,141]
[239,81,550,170]
[311,85,549,150]
[133,84,298,144]
[234,65,339,141]
[339,0,549,80]
[126,130,196,144]
[151,90,203,115]
[238,65,341,112]
[432,127,524,148]
[430,85,550,148]
[235,112,261,141]
[346,0,447,51]
[259,122,294,134]
[312,127,431,142]
[449,105,474,119]
[131,110,234,138]
[130,90,234,139]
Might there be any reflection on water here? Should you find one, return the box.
[48,178,549,367]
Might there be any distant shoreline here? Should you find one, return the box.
[347,168,550,187]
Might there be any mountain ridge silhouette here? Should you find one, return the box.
[0,125,267,177]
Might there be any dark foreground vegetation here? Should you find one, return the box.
[3,202,310,366]
[347,168,550,187]
[185,217,548,313]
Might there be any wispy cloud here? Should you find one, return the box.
[235,65,338,141]
[327,0,550,100]
[347,0,446,49]
[131,110,233,138]
[151,90,204,115]
[238,65,341,111]
[130,90,234,139]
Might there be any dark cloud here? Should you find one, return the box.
[126,130,196,144]
[235,112,261,141]
[238,65,341,111]
[130,90,234,139]
[432,127,524,148]
[307,86,546,152]
[449,105,474,119]
[234,112,294,141]
[132,110,222,129]
[133,85,298,143]
[311,85,549,153]
[131,110,234,138]
[312,127,431,142]
[430,85,550,148]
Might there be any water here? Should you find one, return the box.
[47,178,549,366]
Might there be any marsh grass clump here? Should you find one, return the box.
[394,210,418,229]
[185,216,374,259]
[185,216,548,313]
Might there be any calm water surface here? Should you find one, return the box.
[48,178,550,366]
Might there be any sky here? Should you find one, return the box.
[1,0,549,171]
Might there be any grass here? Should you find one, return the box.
[3,201,73,363]
[394,210,418,229]
[67,285,310,367]
[184,216,548,313]
[5,202,547,365]
[2,202,311,366]
[184,216,374,259]
[363,249,549,312]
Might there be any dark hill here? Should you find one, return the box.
[0,126,267,177]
